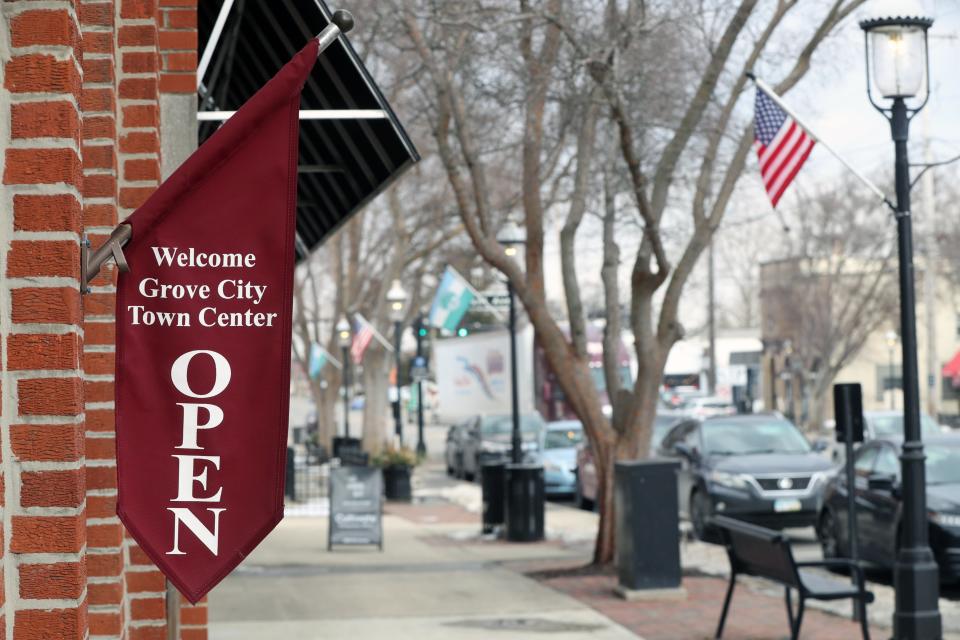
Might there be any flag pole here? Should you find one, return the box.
[447,266,508,321]
[747,73,895,212]
[318,345,342,371]
[355,313,395,352]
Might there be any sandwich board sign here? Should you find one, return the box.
[328,466,383,550]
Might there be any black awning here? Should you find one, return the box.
[198,0,419,258]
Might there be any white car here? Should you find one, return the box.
[685,396,737,419]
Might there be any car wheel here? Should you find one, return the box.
[818,508,842,560]
[574,476,593,511]
[690,490,716,542]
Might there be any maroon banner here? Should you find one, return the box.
[115,40,318,602]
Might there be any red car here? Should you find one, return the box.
[574,412,685,509]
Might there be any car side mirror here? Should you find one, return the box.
[673,443,698,461]
[811,439,829,453]
[867,473,897,494]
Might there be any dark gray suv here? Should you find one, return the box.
[659,414,833,540]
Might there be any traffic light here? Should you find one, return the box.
[457,327,469,337]
[418,326,428,338]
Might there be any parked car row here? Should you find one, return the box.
[444,412,586,498]
[445,407,960,583]
[444,413,544,481]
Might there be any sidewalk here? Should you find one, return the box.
[207,470,638,639]
[207,461,894,639]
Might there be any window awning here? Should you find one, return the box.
[198,0,419,259]
[943,351,960,388]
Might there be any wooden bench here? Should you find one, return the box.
[712,515,873,640]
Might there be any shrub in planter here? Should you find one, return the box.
[373,446,417,501]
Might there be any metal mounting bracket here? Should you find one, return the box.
[81,224,132,294]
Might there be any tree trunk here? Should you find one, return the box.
[592,348,669,564]
[362,349,391,455]
[593,439,616,564]
[316,371,339,450]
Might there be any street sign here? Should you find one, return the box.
[410,355,428,381]
[482,293,511,309]
[113,39,321,603]
[328,466,383,549]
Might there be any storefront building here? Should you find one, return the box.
[0,0,206,637]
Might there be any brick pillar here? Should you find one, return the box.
[1,1,88,639]
[115,1,169,638]
[78,0,128,636]
[158,4,202,638]
[0,3,207,637]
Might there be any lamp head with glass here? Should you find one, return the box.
[336,315,351,349]
[497,219,527,257]
[386,279,408,323]
[860,0,933,101]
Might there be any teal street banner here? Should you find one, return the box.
[308,343,327,379]
[428,267,474,332]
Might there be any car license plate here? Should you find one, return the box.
[774,499,802,513]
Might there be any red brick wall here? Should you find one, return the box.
[159,0,197,95]
[0,1,202,638]
[2,2,88,639]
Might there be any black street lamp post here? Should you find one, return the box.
[861,5,940,638]
[414,316,427,457]
[336,315,352,439]
[387,279,408,446]
[497,219,526,464]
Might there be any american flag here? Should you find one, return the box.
[351,314,375,364]
[754,87,815,207]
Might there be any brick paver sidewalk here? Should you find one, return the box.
[540,571,883,639]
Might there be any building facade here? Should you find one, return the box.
[760,256,960,428]
[0,1,207,637]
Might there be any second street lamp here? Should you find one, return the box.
[886,330,900,410]
[336,315,352,440]
[496,219,526,464]
[414,316,428,457]
[387,279,408,446]
[861,3,940,638]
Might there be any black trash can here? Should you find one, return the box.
[504,463,545,542]
[383,464,413,501]
[481,462,506,534]
[333,436,362,459]
[284,446,296,500]
[614,460,682,594]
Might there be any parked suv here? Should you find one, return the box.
[459,413,544,480]
[659,414,833,540]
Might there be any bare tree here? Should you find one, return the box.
[378,0,866,563]
[761,179,898,430]
[292,172,465,454]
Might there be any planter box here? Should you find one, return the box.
[383,464,412,501]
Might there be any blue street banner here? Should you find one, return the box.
[428,267,475,332]
[308,342,327,379]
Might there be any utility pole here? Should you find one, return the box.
[922,113,939,420]
[707,237,717,395]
